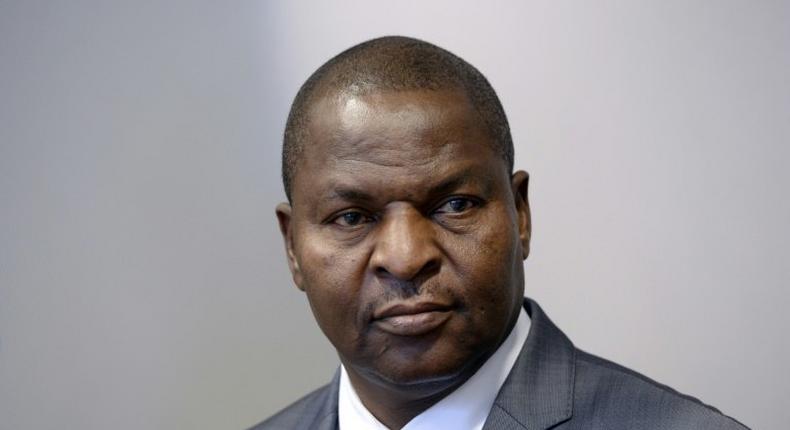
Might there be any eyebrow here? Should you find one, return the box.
[323,168,495,205]
[325,187,377,203]
[428,172,483,197]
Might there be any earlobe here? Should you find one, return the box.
[511,171,531,260]
[275,203,305,291]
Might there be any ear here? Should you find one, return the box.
[276,202,305,291]
[511,171,531,260]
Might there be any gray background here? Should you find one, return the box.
[1,1,788,429]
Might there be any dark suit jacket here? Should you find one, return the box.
[251,298,748,429]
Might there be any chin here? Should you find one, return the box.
[366,355,477,392]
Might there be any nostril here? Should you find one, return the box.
[422,259,440,275]
[374,257,441,283]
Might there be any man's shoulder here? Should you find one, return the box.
[569,349,749,429]
[247,382,337,430]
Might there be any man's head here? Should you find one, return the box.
[275,36,531,421]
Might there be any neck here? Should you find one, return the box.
[344,367,472,429]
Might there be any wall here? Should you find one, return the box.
[1,1,787,429]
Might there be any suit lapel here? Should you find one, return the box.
[301,370,341,430]
[483,299,575,430]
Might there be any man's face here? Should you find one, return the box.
[277,88,530,392]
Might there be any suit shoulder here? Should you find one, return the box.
[573,350,749,429]
[247,383,336,430]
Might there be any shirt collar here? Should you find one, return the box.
[338,306,531,430]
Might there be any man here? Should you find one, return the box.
[253,36,747,430]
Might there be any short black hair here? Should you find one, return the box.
[282,36,514,202]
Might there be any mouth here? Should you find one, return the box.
[372,301,453,336]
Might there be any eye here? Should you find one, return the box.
[332,210,373,227]
[434,197,477,214]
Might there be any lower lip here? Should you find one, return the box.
[374,310,452,336]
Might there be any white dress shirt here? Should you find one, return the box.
[338,306,531,430]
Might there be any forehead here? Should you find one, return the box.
[311,89,481,150]
[291,89,506,204]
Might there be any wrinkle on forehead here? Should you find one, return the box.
[311,91,482,167]
[328,140,455,169]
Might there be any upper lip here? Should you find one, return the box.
[372,301,452,320]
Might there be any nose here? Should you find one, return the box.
[369,205,441,282]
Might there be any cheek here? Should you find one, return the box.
[454,209,522,317]
[295,232,368,342]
